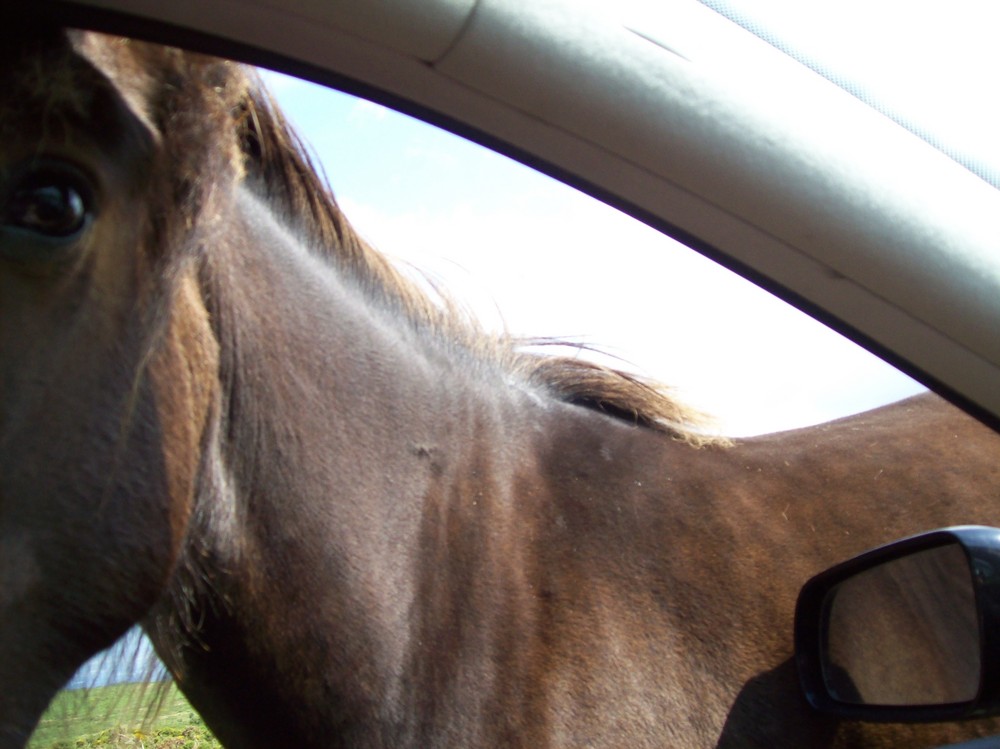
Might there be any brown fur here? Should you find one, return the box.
[2,27,1000,749]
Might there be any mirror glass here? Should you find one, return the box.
[822,541,980,706]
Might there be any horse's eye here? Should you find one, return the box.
[3,165,93,239]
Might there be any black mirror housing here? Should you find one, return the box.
[795,526,1000,722]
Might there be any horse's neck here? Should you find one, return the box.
[164,187,567,745]
[202,189,526,580]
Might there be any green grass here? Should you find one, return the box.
[28,682,221,749]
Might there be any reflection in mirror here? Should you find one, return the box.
[822,541,980,706]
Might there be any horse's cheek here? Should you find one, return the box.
[147,274,220,566]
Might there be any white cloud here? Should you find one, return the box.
[346,98,390,125]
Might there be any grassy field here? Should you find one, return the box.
[28,682,221,749]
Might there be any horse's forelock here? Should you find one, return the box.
[127,43,249,235]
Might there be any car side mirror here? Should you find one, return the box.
[795,526,1000,722]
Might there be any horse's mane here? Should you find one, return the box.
[140,41,717,444]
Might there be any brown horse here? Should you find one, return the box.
[2,25,1000,749]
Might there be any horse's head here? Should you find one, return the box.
[0,25,227,744]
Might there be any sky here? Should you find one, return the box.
[257,70,922,437]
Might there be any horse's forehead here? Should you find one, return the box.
[0,27,157,152]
